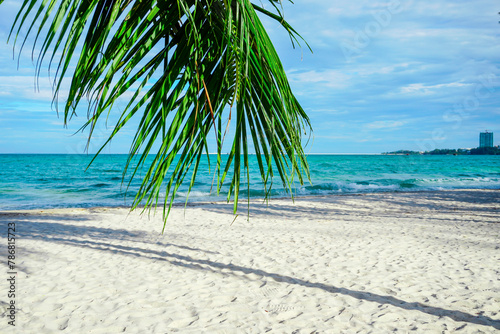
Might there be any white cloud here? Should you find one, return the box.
[399,82,471,95]
[308,108,349,115]
[0,75,62,102]
[366,120,406,129]
[289,69,351,89]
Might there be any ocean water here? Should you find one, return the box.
[0,154,499,210]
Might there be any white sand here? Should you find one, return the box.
[0,189,499,333]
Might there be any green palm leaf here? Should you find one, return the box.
[6,0,312,230]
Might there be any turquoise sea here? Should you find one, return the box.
[0,154,499,210]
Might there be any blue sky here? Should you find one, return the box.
[0,0,499,154]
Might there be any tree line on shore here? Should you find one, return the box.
[383,147,500,155]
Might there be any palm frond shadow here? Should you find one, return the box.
[7,214,500,330]
[376,190,500,215]
[1,214,217,254]
[199,190,500,221]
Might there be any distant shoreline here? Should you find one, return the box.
[383,147,500,155]
[2,151,500,155]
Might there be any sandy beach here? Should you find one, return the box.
[0,189,499,333]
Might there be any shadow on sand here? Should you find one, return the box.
[2,211,498,330]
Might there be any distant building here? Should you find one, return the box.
[479,131,493,148]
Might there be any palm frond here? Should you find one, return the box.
[7,0,312,230]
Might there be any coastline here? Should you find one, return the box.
[1,189,499,332]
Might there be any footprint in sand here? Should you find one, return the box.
[257,281,305,317]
